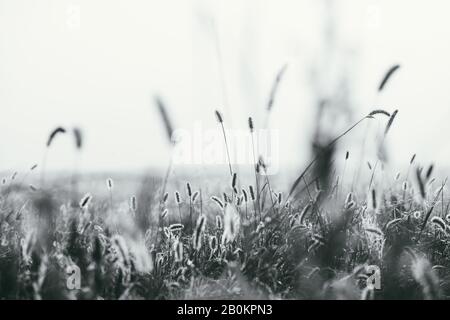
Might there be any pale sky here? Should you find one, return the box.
[1,0,450,174]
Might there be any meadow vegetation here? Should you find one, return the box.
[1,64,449,300]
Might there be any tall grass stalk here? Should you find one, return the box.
[287,110,390,201]
[215,110,233,177]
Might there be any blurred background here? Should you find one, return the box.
[1,0,450,178]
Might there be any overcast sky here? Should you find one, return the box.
[1,0,450,175]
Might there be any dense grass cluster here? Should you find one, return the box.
[1,131,450,300]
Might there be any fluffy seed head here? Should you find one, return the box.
[173,240,183,262]
[242,189,248,203]
[80,193,92,209]
[215,110,223,123]
[426,164,434,180]
[231,173,237,189]
[155,96,175,145]
[191,191,199,203]
[249,185,255,201]
[186,182,192,197]
[384,109,398,135]
[215,215,223,229]
[402,181,408,191]
[209,236,218,252]
[368,109,390,117]
[345,192,353,206]
[47,127,66,147]
[73,127,83,149]
[211,196,224,209]
[169,224,184,232]
[378,64,400,92]
[192,215,206,250]
[175,191,181,204]
[413,211,422,219]
[130,196,137,212]
[248,117,254,132]
[106,178,114,190]
[222,204,240,244]
[371,189,377,209]
[431,216,446,232]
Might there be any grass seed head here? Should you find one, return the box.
[186,182,192,197]
[193,215,206,250]
[73,127,83,149]
[47,127,66,147]
[169,224,184,232]
[173,240,183,263]
[211,196,224,209]
[431,216,446,232]
[371,189,377,209]
[378,64,400,92]
[215,215,223,229]
[231,173,237,189]
[191,191,199,203]
[130,195,137,212]
[209,235,218,252]
[80,193,92,209]
[368,109,391,117]
[222,204,240,244]
[248,117,254,132]
[175,191,181,204]
[215,110,223,123]
[249,185,255,201]
[155,96,175,145]
[426,164,434,180]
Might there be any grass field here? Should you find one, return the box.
[1,65,449,300]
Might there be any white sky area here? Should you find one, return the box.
[1,0,450,175]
